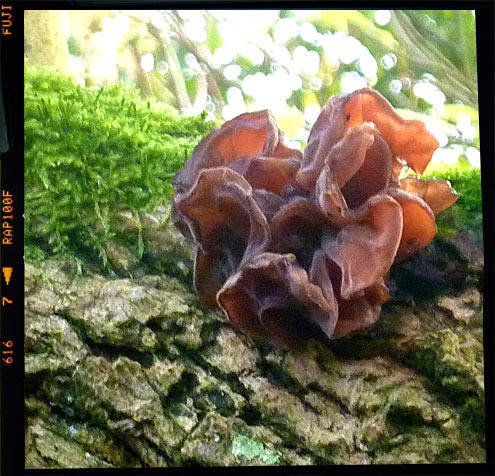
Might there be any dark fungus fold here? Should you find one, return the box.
[317,195,403,299]
[173,88,458,344]
[332,279,388,338]
[173,110,301,194]
[315,164,349,226]
[251,189,287,222]
[217,253,338,346]
[173,167,271,308]
[313,128,395,218]
[229,155,301,196]
[270,198,335,271]
[310,251,388,338]
[296,93,348,191]
[339,129,394,208]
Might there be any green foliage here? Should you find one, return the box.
[205,13,223,53]
[25,65,217,271]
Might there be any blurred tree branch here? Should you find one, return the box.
[389,11,478,109]
[122,12,192,112]
[159,11,224,111]
[121,11,224,115]
[147,21,193,113]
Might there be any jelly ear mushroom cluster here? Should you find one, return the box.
[172,88,459,346]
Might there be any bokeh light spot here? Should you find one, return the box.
[341,71,367,93]
[141,53,154,72]
[466,147,481,167]
[380,53,397,70]
[375,10,391,26]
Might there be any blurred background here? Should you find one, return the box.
[24,9,479,171]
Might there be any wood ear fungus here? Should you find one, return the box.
[173,89,458,344]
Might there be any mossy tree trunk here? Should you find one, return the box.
[25,209,485,468]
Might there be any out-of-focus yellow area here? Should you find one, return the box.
[24,9,480,168]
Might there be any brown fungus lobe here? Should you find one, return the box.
[173,110,301,194]
[174,167,271,308]
[217,253,338,346]
[318,194,403,299]
[172,88,459,344]
[400,177,460,215]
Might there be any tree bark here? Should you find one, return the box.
[25,208,485,467]
[24,11,71,75]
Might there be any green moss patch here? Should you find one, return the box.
[412,329,484,400]
[410,329,485,445]
[423,167,483,235]
[25,65,217,272]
